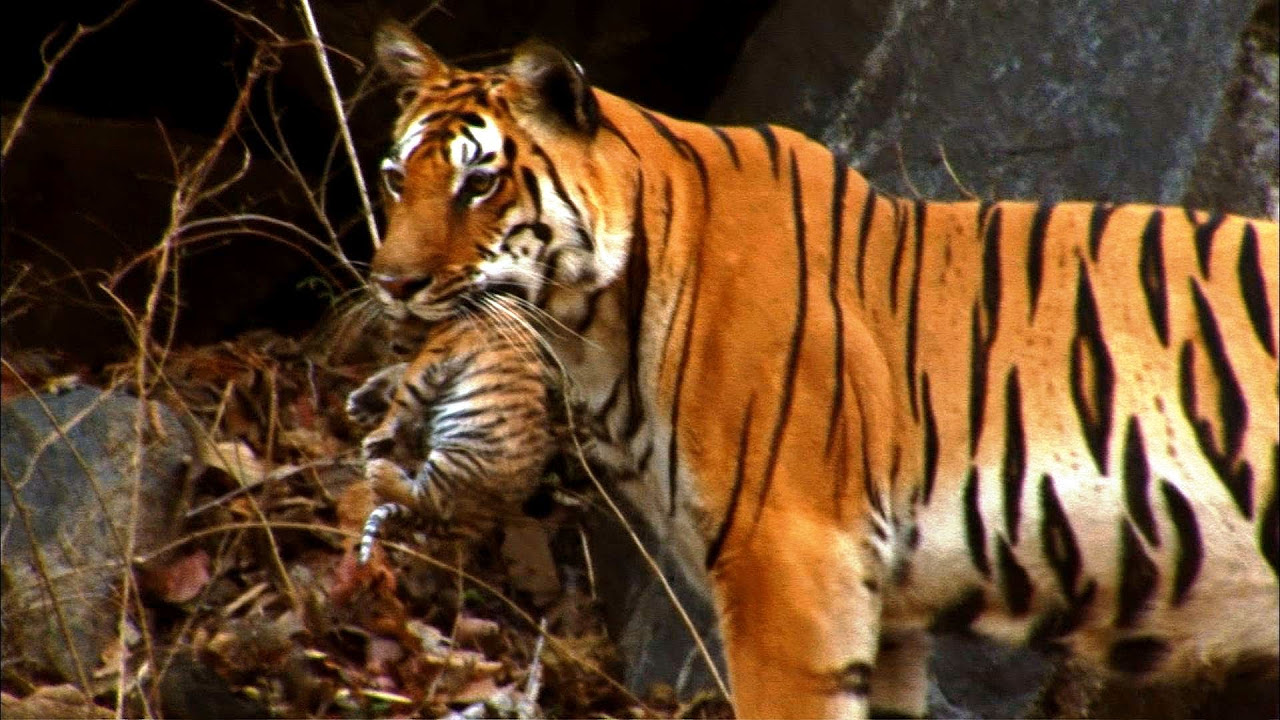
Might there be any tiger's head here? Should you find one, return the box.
[368,22,631,323]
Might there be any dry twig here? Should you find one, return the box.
[1,1,138,162]
[296,0,381,250]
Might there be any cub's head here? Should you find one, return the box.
[369,22,617,322]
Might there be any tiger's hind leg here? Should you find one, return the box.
[711,511,885,719]
[869,630,931,718]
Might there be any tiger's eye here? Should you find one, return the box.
[382,165,405,198]
[461,171,496,198]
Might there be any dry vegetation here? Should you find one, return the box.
[0,4,730,718]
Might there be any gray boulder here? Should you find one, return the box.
[1,386,195,684]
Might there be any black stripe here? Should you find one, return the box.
[1115,519,1159,628]
[599,116,641,159]
[1139,210,1170,347]
[930,588,986,633]
[752,151,809,529]
[503,137,517,162]
[825,155,850,456]
[1028,579,1097,650]
[1027,202,1052,319]
[1069,259,1116,475]
[921,373,940,504]
[855,184,877,301]
[1262,444,1278,577]
[1192,211,1226,277]
[654,174,676,265]
[981,207,1002,343]
[996,536,1033,615]
[572,287,606,334]
[1159,480,1202,606]
[705,398,754,569]
[639,110,690,158]
[887,200,909,314]
[1039,474,1081,597]
[1239,223,1276,357]
[860,436,882,522]
[1178,339,1253,518]
[964,467,991,578]
[710,126,741,169]
[531,145,590,243]
[667,257,704,515]
[904,200,927,421]
[968,304,990,457]
[1002,369,1027,544]
[622,177,649,439]
[1190,280,1251,508]
[1108,636,1169,675]
[1122,416,1160,546]
[635,114,711,216]
[754,124,780,179]
[1087,203,1114,262]
[521,167,543,217]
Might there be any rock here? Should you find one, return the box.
[1183,34,1279,219]
[930,633,1053,718]
[1,386,195,683]
[711,0,1259,206]
[581,487,727,700]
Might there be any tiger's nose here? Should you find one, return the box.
[373,273,432,300]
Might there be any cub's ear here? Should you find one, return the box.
[508,39,599,135]
[374,21,448,91]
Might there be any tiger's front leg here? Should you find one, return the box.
[710,507,885,719]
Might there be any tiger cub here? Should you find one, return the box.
[345,311,558,563]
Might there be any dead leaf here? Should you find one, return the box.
[1,685,113,719]
[501,518,561,606]
[453,616,500,648]
[201,440,267,487]
[142,549,212,604]
[445,675,502,705]
[366,635,404,672]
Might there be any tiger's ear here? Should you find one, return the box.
[374,21,448,90]
[508,39,599,135]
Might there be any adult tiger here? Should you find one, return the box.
[366,22,1279,719]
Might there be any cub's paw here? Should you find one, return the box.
[346,362,407,427]
[365,458,418,508]
[360,425,397,461]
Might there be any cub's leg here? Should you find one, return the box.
[870,630,931,718]
[710,510,884,719]
[345,362,408,429]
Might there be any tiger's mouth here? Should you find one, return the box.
[382,270,533,324]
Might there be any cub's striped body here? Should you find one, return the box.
[345,308,556,560]
[366,23,1279,718]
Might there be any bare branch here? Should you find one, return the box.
[1,1,138,162]
[296,0,381,250]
